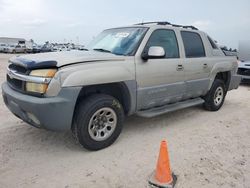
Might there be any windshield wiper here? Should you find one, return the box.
[93,48,112,53]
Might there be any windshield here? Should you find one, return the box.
[87,27,148,56]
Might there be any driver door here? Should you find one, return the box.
[135,29,185,110]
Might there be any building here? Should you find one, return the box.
[239,41,250,61]
[0,37,26,45]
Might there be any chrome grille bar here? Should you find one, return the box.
[7,67,51,84]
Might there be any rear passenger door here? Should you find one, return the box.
[180,31,211,99]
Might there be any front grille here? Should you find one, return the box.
[7,75,24,91]
[238,68,250,76]
[7,64,28,92]
[8,64,28,74]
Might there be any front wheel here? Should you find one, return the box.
[203,79,226,111]
[72,94,124,151]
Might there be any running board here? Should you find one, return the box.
[136,98,205,118]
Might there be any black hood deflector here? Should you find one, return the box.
[9,57,57,70]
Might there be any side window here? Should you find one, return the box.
[145,29,179,58]
[207,36,218,49]
[181,31,205,58]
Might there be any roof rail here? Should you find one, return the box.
[135,21,171,26]
[182,25,198,30]
[134,21,199,30]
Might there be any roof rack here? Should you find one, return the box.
[182,25,198,30]
[135,21,171,26]
[134,21,199,30]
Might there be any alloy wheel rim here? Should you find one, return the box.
[214,87,224,106]
[88,107,117,141]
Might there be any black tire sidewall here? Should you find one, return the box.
[204,79,226,111]
[75,94,124,150]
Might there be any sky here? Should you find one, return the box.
[0,0,249,49]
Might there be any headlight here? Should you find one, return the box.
[29,69,57,77]
[26,69,57,94]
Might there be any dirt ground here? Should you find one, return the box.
[0,53,249,188]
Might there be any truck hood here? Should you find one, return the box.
[9,50,125,69]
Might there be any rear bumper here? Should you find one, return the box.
[2,82,81,131]
[228,74,242,90]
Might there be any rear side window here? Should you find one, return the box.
[145,29,179,58]
[181,31,205,58]
[207,36,218,49]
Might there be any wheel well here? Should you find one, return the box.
[215,71,231,90]
[75,83,131,115]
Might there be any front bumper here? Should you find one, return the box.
[2,82,81,131]
[238,73,250,81]
[238,66,250,81]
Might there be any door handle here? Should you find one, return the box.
[203,63,208,69]
[177,64,184,71]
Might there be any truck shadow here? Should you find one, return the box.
[123,105,205,136]
[0,105,205,154]
[240,83,250,87]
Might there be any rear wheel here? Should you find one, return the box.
[203,79,226,111]
[72,94,124,151]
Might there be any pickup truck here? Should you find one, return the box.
[2,22,241,150]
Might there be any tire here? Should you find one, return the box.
[203,79,226,111]
[72,94,124,151]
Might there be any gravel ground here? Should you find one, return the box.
[0,53,250,188]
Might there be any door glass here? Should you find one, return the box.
[181,31,206,58]
[145,29,179,58]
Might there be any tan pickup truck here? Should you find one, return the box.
[2,22,241,150]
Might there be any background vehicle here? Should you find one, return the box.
[3,44,16,53]
[59,45,68,51]
[238,60,250,82]
[4,44,26,53]
[237,40,250,82]
[26,46,33,53]
[25,41,33,53]
[0,43,7,52]
[2,22,241,150]
[239,40,250,61]
[40,45,52,53]
[52,45,59,52]
[32,44,42,53]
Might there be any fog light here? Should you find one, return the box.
[26,112,40,125]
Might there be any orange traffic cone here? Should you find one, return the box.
[148,140,177,188]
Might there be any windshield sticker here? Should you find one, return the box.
[115,32,130,38]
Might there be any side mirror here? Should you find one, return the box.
[141,46,165,60]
